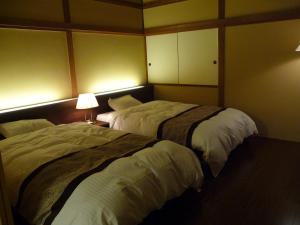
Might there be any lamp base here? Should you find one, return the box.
[84,111,95,124]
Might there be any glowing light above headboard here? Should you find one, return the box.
[0,86,144,114]
[90,79,139,94]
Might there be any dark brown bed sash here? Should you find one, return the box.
[16,133,158,225]
[157,106,225,148]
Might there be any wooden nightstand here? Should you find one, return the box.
[92,121,110,128]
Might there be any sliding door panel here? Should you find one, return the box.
[178,28,218,85]
[146,33,178,84]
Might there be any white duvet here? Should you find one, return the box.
[0,122,203,225]
[97,100,258,176]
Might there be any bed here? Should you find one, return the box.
[0,122,203,225]
[97,98,258,177]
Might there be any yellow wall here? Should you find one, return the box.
[70,0,143,30]
[0,28,71,110]
[154,85,218,105]
[225,19,300,142]
[0,0,144,30]
[73,32,146,94]
[0,1,146,111]
[143,0,218,28]
[226,0,300,17]
[0,0,64,22]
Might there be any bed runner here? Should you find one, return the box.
[157,105,225,148]
[15,133,158,225]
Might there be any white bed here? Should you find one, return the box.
[97,100,258,177]
[0,122,203,225]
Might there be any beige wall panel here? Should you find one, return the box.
[225,19,300,142]
[143,0,218,28]
[154,85,218,105]
[0,0,64,22]
[73,32,146,94]
[70,0,143,30]
[226,0,300,17]
[147,34,179,84]
[0,28,71,110]
[178,29,218,85]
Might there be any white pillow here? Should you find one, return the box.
[108,95,142,111]
[0,119,54,138]
[96,112,116,124]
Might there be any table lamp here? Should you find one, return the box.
[76,93,99,123]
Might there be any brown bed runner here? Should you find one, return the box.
[15,133,158,225]
[157,106,225,148]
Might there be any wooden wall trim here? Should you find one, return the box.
[142,5,149,84]
[63,0,78,97]
[62,0,71,23]
[218,27,225,107]
[224,7,300,27]
[143,0,186,9]
[150,83,218,88]
[218,0,225,107]
[144,8,300,35]
[94,0,186,9]
[94,0,142,9]
[145,19,221,35]
[66,31,78,97]
[0,17,67,31]
[218,0,225,19]
[0,17,144,36]
[69,23,144,35]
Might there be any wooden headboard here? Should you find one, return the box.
[0,85,153,125]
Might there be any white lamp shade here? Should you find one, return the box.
[296,44,300,52]
[76,93,99,109]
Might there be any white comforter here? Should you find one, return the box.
[97,100,258,176]
[0,122,203,225]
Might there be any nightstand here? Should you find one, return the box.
[92,121,110,128]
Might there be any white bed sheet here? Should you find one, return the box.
[97,100,258,176]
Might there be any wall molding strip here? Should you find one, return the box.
[94,0,142,9]
[63,0,78,97]
[150,83,218,88]
[62,0,71,23]
[145,19,221,35]
[145,8,300,35]
[143,0,186,9]
[94,0,186,9]
[0,17,144,35]
[224,8,300,27]
[66,31,78,97]
[218,0,225,107]
[2,8,298,36]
